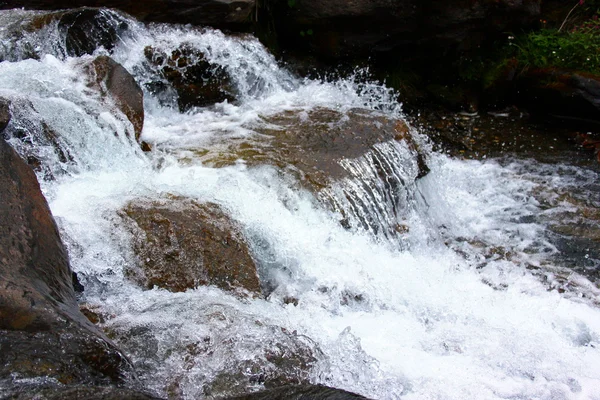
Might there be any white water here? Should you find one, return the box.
[2,9,600,400]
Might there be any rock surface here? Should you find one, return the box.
[224,384,370,399]
[2,385,162,399]
[0,137,135,386]
[187,108,427,191]
[2,0,256,31]
[120,198,261,295]
[84,55,145,140]
[517,68,600,126]
[0,98,10,132]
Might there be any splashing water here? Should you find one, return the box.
[1,8,600,400]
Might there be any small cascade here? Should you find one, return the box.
[321,139,423,244]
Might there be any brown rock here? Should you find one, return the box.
[0,137,135,385]
[85,55,144,140]
[120,198,261,295]
[193,108,426,190]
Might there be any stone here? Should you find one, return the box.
[2,385,162,399]
[517,68,600,127]
[0,137,135,386]
[190,108,427,191]
[120,198,261,295]
[144,45,235,111]
[57,8,130,57]
[85,55,144,140]
[223,384,370,399]
[2,1,256,31]
[0,98,10,132]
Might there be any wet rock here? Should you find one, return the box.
[223,384,370,399]
[57,8,130,57]
[84,55,144,140]
[517,68,600,128]
[120,198,261,295]
[193,108,425,190]
[3,1,256,31]
[144,45,235,111]
[0,138,135,385]
[3,384,162,399]
[0,98,10,132]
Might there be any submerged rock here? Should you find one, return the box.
[222,384,369,399]
[120,198,261,295]
[0,138,135,386]
[144,45,235,111]
[84,55,145,140]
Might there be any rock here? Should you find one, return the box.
[0,138,135,386]
[0,98,10,132]
[144,45,235,111]
[223,384,370,399]
[84,55,144,140]
[517,68,600,127]
[267,0,541,62]
[191,108,427,190]
[120,198,261,295]
[57,8,130,57]
[2,1,256,31]
[108,314,319,399]
[3,385,162,399]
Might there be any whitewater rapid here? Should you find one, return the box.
[1,8,600,400]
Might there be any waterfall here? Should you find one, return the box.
[2,8,600,400]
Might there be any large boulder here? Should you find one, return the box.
[1,1,256,31]
[267,0,540,62]
[84,55,144,140]
[0,138,136,387]
[120,198,261,295]
[516,68,600,127]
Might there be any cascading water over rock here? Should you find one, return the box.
[1,7,600,400]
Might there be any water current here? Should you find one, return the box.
[1,8,600,400]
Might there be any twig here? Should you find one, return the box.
[559,1,583,33]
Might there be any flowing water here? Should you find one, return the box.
[2,8,600,400]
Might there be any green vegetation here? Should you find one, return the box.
[510,18,600,74]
